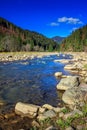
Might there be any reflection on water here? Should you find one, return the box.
[0,54,72,107]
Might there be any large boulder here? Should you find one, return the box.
[56,76,79,90]
[62,87,85,105]
[15,102,40,118]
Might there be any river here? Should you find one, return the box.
[0,54,72,110]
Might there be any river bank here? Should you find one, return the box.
[0,52,59,62]
[0,52,87,130]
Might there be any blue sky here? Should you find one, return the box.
[0,0,87,38]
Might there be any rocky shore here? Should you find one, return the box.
[0,52,87,130]
[0,52,58,62]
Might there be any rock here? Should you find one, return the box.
[79,70,87,76]
[32,120,40,127]
[54,59,70,64]
[62,87,84,105]
[79,83,87,92]
[19,129,25,130]
[56,76,79,91]
[30,55,35,59]
[45,125,57,130]
[74,62,84,70]
[15,102,40,118]
[42,104,53,110]
[37,110,56,121]
[37,55,43,58]
[84,77,87,83]
[76,125,84,130]
[37,114,46,121]
[61,75,68,78]
[0,100,6,106]
[43,110,56,117]
[39,107,46,114]
[60,107,66,111]
[0,114,4,120]
[59,112,64,118]
[67,104,75,110]
[20,61,29,65]
[63,109,83,120]
[4,112,16,119]
[64,64,76,70]
[68,70,79,73]
[64,62,83,71]
[52,107,61,113]
[52,107,66,113]
[65,126,74,130]
[54,72,62,77]
[6,55,12,59]
[84,93,87,103]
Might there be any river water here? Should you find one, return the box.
[0,54,72,109]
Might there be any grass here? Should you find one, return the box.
[56,113,83,129]
[40,117,51,125]
[61,108,69,114]
[31,105,87,130]
[56,118,73,128]
[56,105,87,129]
[84,64,87,70]
[30,127,37,130]
[82,104,87,116]
[38,104,87,129]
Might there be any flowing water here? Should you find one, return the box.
[0,54,72,109]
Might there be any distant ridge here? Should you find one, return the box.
[52,36,65,43]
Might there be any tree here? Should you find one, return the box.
[49,44,53,52]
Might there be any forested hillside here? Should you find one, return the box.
[0,17,59,52]
[61,25,87,51]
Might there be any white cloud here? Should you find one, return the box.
[50,22,59,26]
[58,17,68,22]
[58,17,83,24]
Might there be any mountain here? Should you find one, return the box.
[61,25,87,52]
[52,36,65,43]
[0,17,60,52]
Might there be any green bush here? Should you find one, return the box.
[61,108,69,114]
[56,118,73,128]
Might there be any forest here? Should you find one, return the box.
[0,17,60,52]
[61,25,87,52]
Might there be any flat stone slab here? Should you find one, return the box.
[15,102,40,118]
[56,76,79,90]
